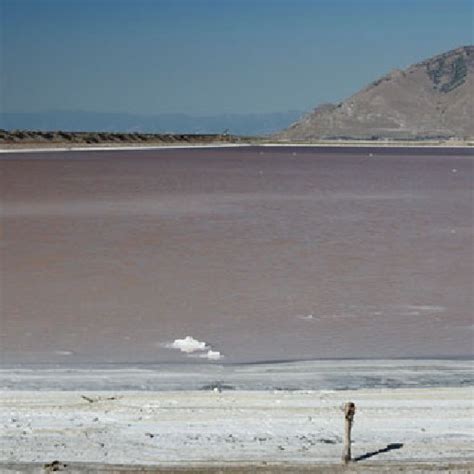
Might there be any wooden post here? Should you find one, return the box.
[342,402,356,464]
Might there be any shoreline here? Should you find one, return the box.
[1,359,472,391]
[1,141,474,153]
[0,143,247,153]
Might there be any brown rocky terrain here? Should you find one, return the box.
[0,130,242,147]
[277,46,474,140]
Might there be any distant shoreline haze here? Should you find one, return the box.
[0,110,304,136]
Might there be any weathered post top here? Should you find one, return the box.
[344,402,356,420]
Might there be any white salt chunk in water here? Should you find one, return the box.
[170,336,208,353]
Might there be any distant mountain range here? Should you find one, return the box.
[278,46,474,140]
[0,110,303,137]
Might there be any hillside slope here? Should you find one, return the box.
[278,46,473,140]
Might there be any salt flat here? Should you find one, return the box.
[1,387,472,467]
[1,361,472,467]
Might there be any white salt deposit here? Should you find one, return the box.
[409,304,445,312]
[400,311,422,316]
[167,336,223,360]
[169,336,208,354]
[397,304,445,313]
[198,350,223,361]
[297,314,314,320]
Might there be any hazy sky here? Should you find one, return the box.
[1,0,472,115]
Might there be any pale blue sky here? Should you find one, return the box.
[1,0,472,115]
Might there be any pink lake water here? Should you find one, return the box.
[1,146,472,365]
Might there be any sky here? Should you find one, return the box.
[1,0,473,115]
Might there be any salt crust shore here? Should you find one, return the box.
[1,361,473,468]
[1,360,472,392]
[0,387,473,468]
[0,144,247,153]
[1,142,473,153]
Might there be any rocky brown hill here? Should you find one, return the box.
[278,46,473,140]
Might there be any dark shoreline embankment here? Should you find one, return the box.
[0,129,245,147]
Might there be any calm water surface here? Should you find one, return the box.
[1,147,472,364]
